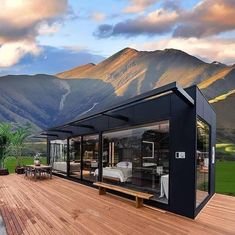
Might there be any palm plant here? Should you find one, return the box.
[11,126,31,166]
[0,123,12,169]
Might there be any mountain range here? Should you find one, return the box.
[0,48,234,142]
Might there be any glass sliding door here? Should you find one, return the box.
[82,134,99,182]
[196,118,210,207]
[102,120,170,204]
[50,139,67,175]
[69,137,81,178]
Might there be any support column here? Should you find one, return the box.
[47,138,50,165]
[98,132,103,182]
[67,138,70,177]
[80,136,83,180]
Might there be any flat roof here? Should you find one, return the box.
[41,82,195,136]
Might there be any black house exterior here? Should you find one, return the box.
[42,82,216,219]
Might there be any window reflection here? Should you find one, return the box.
[196,119,210,207]
[101,121,170,204]
[69,137,81,178]
[82,135,99,182]
[50,139,67,175]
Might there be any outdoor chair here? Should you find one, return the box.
[40,168,50,178]
[24,166,35,180]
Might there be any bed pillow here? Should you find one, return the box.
[116,161,128,168]
[116,161,132,168]
[127,162,132,169]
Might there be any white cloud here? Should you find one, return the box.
[97,0,235,38]
[94,9,178,38]
[0,41,41,67]
[131,37,235,64]
[92,12,106,22]
[0,0,68,68]
[174,0,235,38]
[123,0,159,14]
[63,45,88,53]
[145,9,178,24]
[38,23,61,35]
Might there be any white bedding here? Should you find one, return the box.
[53,162,80,172]
[94,167,132,182]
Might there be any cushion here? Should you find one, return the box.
[127,162,132,169]
[116,161,132,168]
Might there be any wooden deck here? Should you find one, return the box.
[0,174,234,235]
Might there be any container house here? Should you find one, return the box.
[42,82,216,219]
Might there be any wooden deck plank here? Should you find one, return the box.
[0,174,234,235]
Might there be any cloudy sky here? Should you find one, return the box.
[0,0,235,75]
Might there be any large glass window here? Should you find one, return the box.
[82,134,99,182]
[69,137,81,178]
[50,139,67,175]
[101,121,170,204]
[196,119,210,207]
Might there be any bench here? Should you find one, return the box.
[93,182,153,208]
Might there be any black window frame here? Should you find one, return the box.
[101,119,171,205]
[195,116,212,209]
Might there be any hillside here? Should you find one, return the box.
[0,74,63,130]
[0,48,234,142]
[56,48,235,142]
[56,63,96,79]
[57,48,229,98]
[0,74,116,130]
[210,91,235,142]
[199,66,235,99]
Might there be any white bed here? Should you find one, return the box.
[94,161,132,182]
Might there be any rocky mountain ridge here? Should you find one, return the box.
[0,48,234,142]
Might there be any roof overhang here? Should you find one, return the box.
[41,82,195,136]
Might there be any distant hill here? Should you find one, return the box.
[57,48,230,95]
[0,74,115,130]
[0,48,234,142]
[210,91,235,142]
[199,67,235,99]
[56,63,96,79]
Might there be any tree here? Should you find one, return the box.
[0,123,12,169]
[11,126,31,166]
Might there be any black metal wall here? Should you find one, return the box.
[194,88,216,217]
[169,86,197,218]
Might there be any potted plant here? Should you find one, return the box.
[34,153,41,166]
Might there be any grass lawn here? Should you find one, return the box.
[4,156,47,174]
[216,161,235,196]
